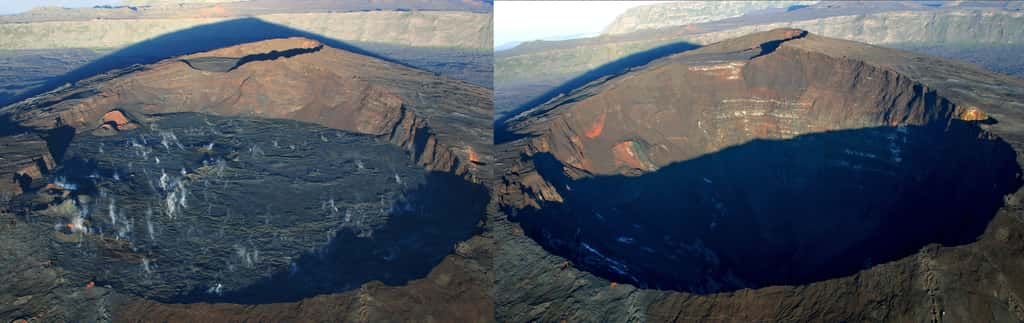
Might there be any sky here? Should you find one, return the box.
[494,1,669,49]
[0,0,122,15]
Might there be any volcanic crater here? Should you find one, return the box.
[0,37,492,305]
[499,29,1024,294]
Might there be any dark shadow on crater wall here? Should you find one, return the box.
[511,121,1022,294]
[753,30,806,58]
[174,171,489,304]
[181,44,324,72]
[44,125,76,163]
[0,114,32,136]
[495,40,700,139]
[3,17,482,107]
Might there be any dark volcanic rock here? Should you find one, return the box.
[496,29,1024,322]
[39,112,485,303]
[109,233,496,322]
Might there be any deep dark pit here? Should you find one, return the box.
[514,120,1021,293]
[40,112,488,303]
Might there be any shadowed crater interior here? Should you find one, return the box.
[41,112,487,303]
[514,120,1021,293]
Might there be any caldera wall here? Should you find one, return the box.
[515,37,968,182]
[0,11,492,50]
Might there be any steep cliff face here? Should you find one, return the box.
[602,1,1024,37]
[602,1,817,36]
[2,37,492,186]
[0,135,55,198]
[496,30,1024,322]
[687,8,1024,45]
[495,8,1024,118]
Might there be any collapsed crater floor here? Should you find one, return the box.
[19,112,488,304]
[514,120,1021,293]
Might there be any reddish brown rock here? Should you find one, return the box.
[956,106,990,122]
[584,112,606,139]
[100,110,137,131]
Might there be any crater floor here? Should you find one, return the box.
[32,112,488,303]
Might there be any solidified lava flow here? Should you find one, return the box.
[46,113,488,303]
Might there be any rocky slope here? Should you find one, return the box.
[495,6,1024,119]
[2,37,491,183]
[495,29,1024,322]
[602,1,817,36]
